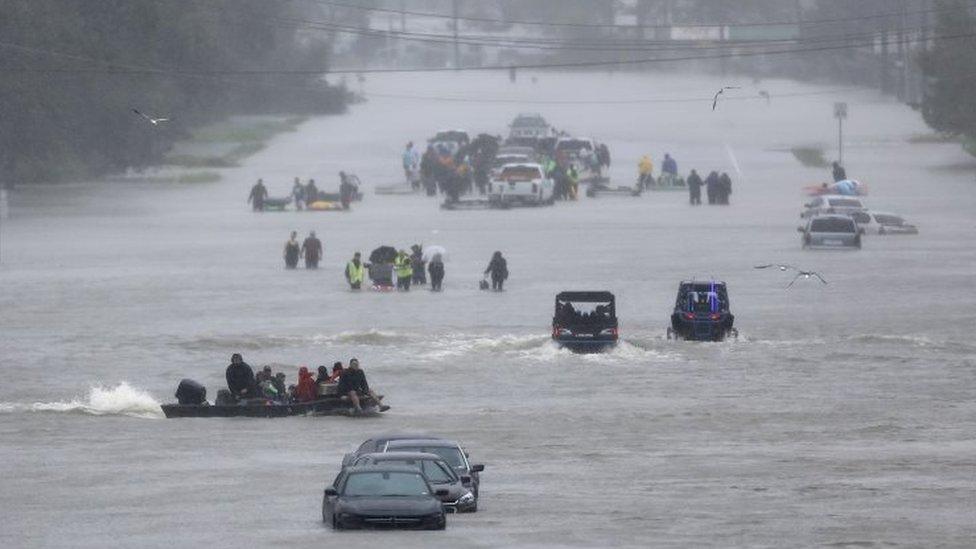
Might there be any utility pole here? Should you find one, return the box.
[452,0,460,69]
[834,102,848,165]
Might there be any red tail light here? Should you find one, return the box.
[709,313,720,320]
[684,313,695,320]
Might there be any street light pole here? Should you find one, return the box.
[834,102,848,166]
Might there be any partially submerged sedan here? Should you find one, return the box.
[323,465,447,530]
[849,210,919,235]
[352,452,477,513]
[384,439,485,509]
[798,214,862,249]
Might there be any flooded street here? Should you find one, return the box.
[1,71,974,548]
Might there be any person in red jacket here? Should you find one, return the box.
[295,366,318,402]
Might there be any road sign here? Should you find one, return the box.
[834,102,848,119]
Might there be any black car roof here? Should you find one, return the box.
[359,452,446,462]
[386,439,461,449]
[367,433,442,444]
[343,464,429,475]
[556,291,615,302]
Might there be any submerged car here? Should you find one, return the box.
[849,210,919,235]
[801,194,866,218]
[322,465,447,530]
[342,433,441,467]
[352,452,477,513]
[488,163,554,207]
[507,113,553,145]
[384,439,485,507]
[552,291,619,352]
[668,281,737,342]
[798,214,862,249]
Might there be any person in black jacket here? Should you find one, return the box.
[428,253,445,291]
[484,251,508,291]
[686,169,703,205]
[705,171,720,205]
[336,358,387,413]
[718,172,733,205]
[832,161,847,182]
[225,353,255,400]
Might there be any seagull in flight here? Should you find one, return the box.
[132,109,170,125]
[712,86,741,111]
[786,270,828,289]
[754,264,795,272]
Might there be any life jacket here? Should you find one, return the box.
[394,255,413,277]
[346,260,365,284]
[295,367,317,402]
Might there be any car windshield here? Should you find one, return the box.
[394,446,466,470]
[811,217,856,233]
[342,471,430,497]
[827,198,862,208]
[874,214,904,225]
[379,459,457,483]
[499,166,542,181]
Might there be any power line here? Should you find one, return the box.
[301,0,970,31]
[362,87,864,105]
[3,29,972,76]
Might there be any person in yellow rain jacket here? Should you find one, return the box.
[345,252,365,290]
[638,155,654,189]
[394,250,413,291]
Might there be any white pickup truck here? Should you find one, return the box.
[488,163,554,207]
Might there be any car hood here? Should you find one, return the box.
[337,496,441,515]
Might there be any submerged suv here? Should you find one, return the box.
[799,214,862,249]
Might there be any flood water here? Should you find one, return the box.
[1,71,974,548]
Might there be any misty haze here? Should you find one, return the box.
[1,1,974,547]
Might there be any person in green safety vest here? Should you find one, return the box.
[394,249,413,291]
[345,252,365,290]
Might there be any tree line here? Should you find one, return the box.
[0,0,350,184]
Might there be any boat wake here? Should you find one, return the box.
[0,382,163,419]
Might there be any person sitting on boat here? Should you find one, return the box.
[295,366,318,402]
[336,358,387,413]
[272,373,288,402]
[315,365,330,385]
[226,353,256,400]
[329,362,344,383]
[661,153,678,177]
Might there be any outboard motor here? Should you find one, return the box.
[175,378,207,405]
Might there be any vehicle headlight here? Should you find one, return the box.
[458,491,475,504]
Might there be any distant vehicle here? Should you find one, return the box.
[586,182,641,197]
[342,433,441,467]
[668,281,737,342]
[488,163,554,207]
[322,465,447,530]
[491,153,533,173]
[849,210,919,235]
[352,452,478,513]
[554,137,605,183]
[430,129,470,147]
[801,194,866,218]
[507,113,553,145]
[497,145,537,159]
[798,214,862,249]
[552,291,619,352]
[383,439,485,505]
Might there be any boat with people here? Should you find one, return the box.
[160,378,386,418]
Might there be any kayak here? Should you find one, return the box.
[161,397,386,418]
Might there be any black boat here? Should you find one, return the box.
[551,291,619,352]
[161,379,386,418]
[667,280,738,341]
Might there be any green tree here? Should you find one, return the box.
[918,0,976,148]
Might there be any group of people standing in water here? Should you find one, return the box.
[278,233,508,293]
[686,170,733,206]
[284,231,322,269]
[224,353,387,413]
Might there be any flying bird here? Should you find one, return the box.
[786,270,828,289]
[712,86,741,111]
[754,264,794,272]
[132,109,170,125]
